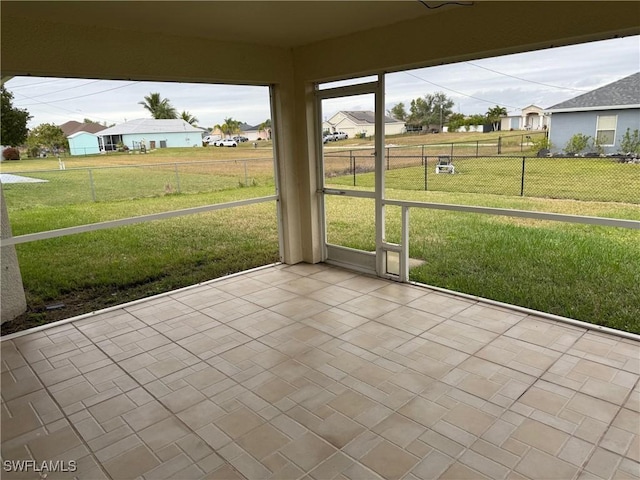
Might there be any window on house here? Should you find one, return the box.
[596,115,617,145]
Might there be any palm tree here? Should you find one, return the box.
[139,93,177,119]
[259,119,272,139]
[214,117,241,137]
[180,110,199,126]
[486,105,507,131]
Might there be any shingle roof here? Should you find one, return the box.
[59,120,107,136]
[238,122,257,131]
[97,118,203,136]
[546,72,640,112]
[341,111,403,125]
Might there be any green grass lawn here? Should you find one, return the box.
[328,156,640,203]
[326,191,640,333]
[2,138,639,335]
[2,159,275,211]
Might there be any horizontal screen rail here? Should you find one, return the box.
[1,195,278,247]
[383,199,640,229]
[322,188,375,198]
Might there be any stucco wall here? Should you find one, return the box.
[123,132,203,149]
[548,109,640,154]
[69,132,101,156]
[1,185,27,324]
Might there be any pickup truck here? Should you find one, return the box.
[323,132,336,143]
[333,131,348,140]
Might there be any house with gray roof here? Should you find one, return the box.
[323,111,405,138]
[96,118,204,151]
[545,72,640,154]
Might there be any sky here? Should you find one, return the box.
[5,35,639,131]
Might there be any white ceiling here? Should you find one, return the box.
[2,1,455,48]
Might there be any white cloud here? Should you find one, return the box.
[6,35,638,129]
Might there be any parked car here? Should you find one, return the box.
[323,132,336,143]
[333,131,348,140]
[233,136,249,143]
[213,138,238,147]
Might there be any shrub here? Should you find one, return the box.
[27,146,40,158]
[590,137,605,156]
[2,147,20,160]
[529,136,552,154]
[564,133,591,155]
[620,128,640,155]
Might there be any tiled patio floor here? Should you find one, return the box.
[2,263,639,480]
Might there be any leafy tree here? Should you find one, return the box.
[82,118,114,127]
[407,92,454,131]
[180,110,199,126]
[388,103,408,121]
[466,114,487,126]
[138,92,177,119]
[486,106,507,131]
[26,123,68,155]
[446,112,465,132]
[215,117,241,137]
[564,133,591,154]
[620,128,640,155]
[1,86,31,146]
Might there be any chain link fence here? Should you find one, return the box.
[325,149,639,203]
[1,159,276,209]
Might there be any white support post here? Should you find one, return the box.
[400,206,409,282]
[375,73,386,277]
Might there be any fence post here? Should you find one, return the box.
[88,169,96,202]
[498,136,502,154]
[386,147,390,171]
[353,155,356,187]
[424,156,428,191]
[450,143,454,157]
[174,163,182,193]
[520,157,526,196]
[421,144,424,165]
[476,141,479,157]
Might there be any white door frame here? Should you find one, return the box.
[315,75,390,278]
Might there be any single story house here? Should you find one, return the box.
[68,131,101,156]
[500,105,548,131]
[237,123,270,141]
[96,118,204,151]
[323,111,405,138]
[59,120,107,137]
[60,120,107,156]
[545,72,640,154]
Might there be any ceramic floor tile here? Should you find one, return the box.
[1,264,638,480]
[279,432,337,471]
[360,440,420,480]
[421,320,500,355]
[215,406,265,439]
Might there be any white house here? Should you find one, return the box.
[500,105,548,131]
[96,118,204,151]
[323,111,405,138]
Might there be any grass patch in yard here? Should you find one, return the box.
[326,192,640,334]
[2,159,275,210]
[328,156,640,203]
[3,139,639,335]
[3,202,279,335]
